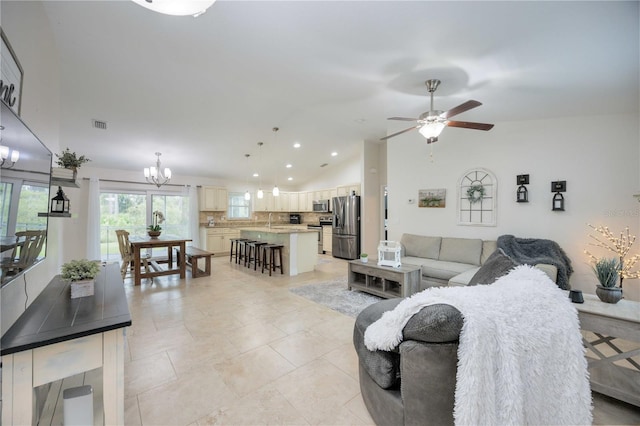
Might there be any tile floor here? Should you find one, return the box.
[122,254,640,425]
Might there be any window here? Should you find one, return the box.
[99,191,190,261]
[228,192,250,219]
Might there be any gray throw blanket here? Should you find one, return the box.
[497,235,573,289]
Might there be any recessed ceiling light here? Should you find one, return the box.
[293,142,301,148]
[354,118,366,123]
[253,173,259,177]
[331,152,338,157]
[286,164,292,168]
[287,177,293,181]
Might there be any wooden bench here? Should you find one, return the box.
[176,246,213,278]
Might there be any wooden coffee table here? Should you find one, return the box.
[348,260,421,298]
[574,293,640,407]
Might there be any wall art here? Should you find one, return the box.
[419,188,446,208]
[457,168,497,226]
[1,28,24,116]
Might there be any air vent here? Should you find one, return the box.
[320,163,328,168]
[92,119,107,130]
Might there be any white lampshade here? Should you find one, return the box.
[144,167,150,178]
[164,168,172,179]
[0,146,8,160]
[272,185,280,197]
[257,188,264,199]
[418,122,446,139]
[131,0,216,17]
[10,150,19,162]
[244,190,251,201]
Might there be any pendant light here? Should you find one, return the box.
[257,142,264,199]
[272,127,280,197]
[244,154,251,201]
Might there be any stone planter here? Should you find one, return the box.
[595,285,623,304]
[71,278,95,299]
[148,231,161,239]
[360,256,368,263]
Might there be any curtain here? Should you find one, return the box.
[86,177,101,260]
[188,186,200,247]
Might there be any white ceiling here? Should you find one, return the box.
[38,1,639,187]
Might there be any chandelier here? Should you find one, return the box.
[144,152,172,188]
[131,0,216,17]
[0,145,19,168]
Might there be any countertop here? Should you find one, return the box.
[238,226,319,234]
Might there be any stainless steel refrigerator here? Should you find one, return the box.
[332,195,361,259]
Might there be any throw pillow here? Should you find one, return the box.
[468,248,519,286]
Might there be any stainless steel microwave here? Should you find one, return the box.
[312,199,330,213]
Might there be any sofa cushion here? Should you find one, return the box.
[468,248,519,286]
[481,240,497,264]
[400,234,441,259]
[400,256,428,267]
[354,298,403,389]
[438,237,483,265]
[448,267,480,286]
[403,303,463,343]
[420,259,477,280]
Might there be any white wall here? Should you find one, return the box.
[1,1,62,333]
[387,113,640,301]
[298,154,360,192]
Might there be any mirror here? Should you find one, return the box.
[1,100,52,287]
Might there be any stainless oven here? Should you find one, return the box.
[307,224,324,254]
[312,199,330,213]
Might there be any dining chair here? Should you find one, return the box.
[115,230,150,281]
[1,230,47,276]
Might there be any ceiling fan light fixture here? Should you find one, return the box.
[131,0,215,17]
[418,121,446,140]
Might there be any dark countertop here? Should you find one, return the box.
[1,263,131,356]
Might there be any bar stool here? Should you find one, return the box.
[261,244,284,276]
[246,241,268,270]
[229,238,249,263]
[238,239,255,265]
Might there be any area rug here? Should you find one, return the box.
[290,278,382,317]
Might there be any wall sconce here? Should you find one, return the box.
[516,174,529,203]
[551,180,566,211]
[51,186,70,214]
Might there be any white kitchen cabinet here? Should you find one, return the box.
[322,225,332,253]
[204,228,240,254]
[200,186,228,211]
[254,192,274,211]
[289,192,299,212]
[337,183,360,197]
[274,192,290,212]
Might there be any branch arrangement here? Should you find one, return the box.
[585,224,640,286]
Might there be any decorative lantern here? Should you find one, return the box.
[516,174,529,203]
[551,181,566,211]
[51,186,70,214]
[377,241,402,268]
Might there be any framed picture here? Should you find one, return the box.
[419,188,446,208]
[1,28,24,116]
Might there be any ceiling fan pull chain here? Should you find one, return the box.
[429,143,435,163]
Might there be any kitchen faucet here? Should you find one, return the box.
[268,212,272,228]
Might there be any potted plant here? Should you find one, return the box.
[54,147,91,180]
[360,253,368,263]
[61,259,101,298]
[592,258,622,304]
[148,210,165,238]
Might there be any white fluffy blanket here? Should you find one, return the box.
[364,265,592,425]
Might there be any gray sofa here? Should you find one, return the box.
[400,233,558,290]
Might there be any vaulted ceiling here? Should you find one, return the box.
[35,1,639,187]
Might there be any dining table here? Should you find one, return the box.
[129,235,192,285]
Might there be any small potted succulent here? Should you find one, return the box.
[592,258,622,304]
[61,259,101,298]
[360,253,369,263]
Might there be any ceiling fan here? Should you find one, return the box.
[382,79,494,143]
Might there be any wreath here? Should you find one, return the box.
[466,184,485,204]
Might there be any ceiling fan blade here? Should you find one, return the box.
[441,100,482,119]
[380,126,417,140]
[447,120,494,131]
[387,117,418,122]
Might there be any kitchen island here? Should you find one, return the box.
[238,227,318,276]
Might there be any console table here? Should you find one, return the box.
[1,263,131,425]
[348,260,421,298]
[574,293,640,407]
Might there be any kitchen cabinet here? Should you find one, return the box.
[274,192,290,212]
[289,192,299,212]
[200,186,228,211]
[337,183,360,197]
[203,228,240,254]
[254,192,274,211]
[323,225,332,253]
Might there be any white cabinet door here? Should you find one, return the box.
[289,192,299,212]
[201,187,228,211]
[275,192,290,211]
[322,225,332,252]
